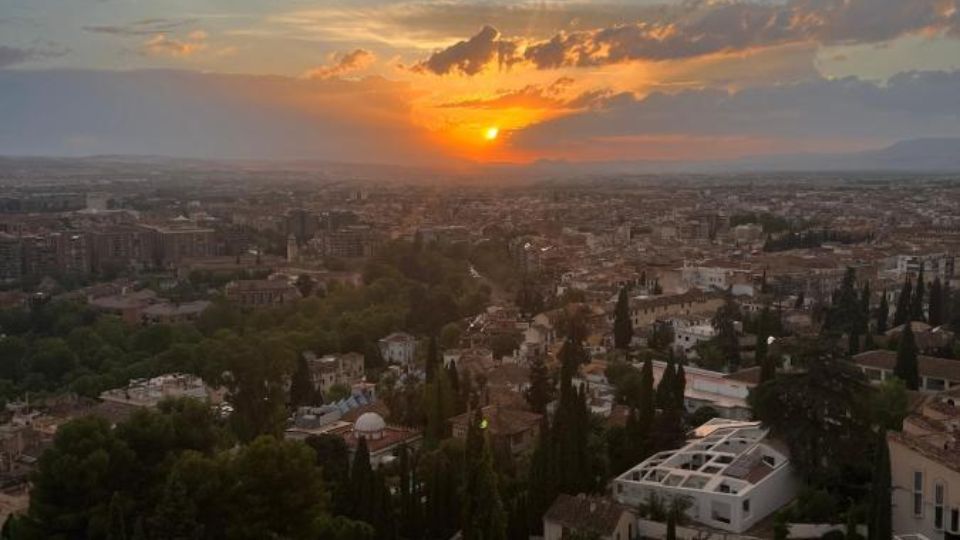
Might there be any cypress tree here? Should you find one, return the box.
[350,437,375,521]
[894,322,920,391]
[868,434,892,540]
[613,286,633,352]
[929,277,944,327]
[673,362,686,412]
[760,349,777,383]
[894,278,912,327]
[462,410,507,540]
[876,292,889,334]
[426,335,439,383]
[911,264,926,322]
[290,354,321,407]
[943,281,953,329]
[638,358,655,431]
[859,281,871,339]
[755,307,770,368]
[527,423,555,536]
[525,354,552,415]
[712,288,741,372]
[666,511,677,540]
[656,357,676,411]
[398,444,422,540]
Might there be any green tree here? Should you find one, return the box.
[525,354,553,415]
[656,356,677,411]
[226,436,327,540]
[910,264,926,322]
[148,472,202,540]
[673,362,686,410]
[0,335,27,382]
[397,444,422,540]
[754,307,770,368]
[867,433,892,540]
[893,278,912,327]
[749,340,873,482]
[712,289,741,372]
[426,335,439,383]
[290,354,322,407]
[221,334,297,442]
[613,286,633,352]
[462,410,507,540]
[27,416,136,538]
[894,322,919,391]
[875,292,889,334]
[929,277,944,327]
[107,492,128,540]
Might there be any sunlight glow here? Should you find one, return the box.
[484,126,499,141]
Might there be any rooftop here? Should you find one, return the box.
[616,419,790,497]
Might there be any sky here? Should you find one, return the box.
[2,0,960,165]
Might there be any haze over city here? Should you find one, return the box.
[3,0,960,165]
[4,2,960,540]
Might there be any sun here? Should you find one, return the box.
[484,126,499,141]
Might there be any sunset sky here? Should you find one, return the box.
[2,0,960,165]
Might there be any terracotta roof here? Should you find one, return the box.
[448,405,541,436]
[544,494,633,537]
[725,366,762,384]
[889,430,960,474]
[852,350,960,382]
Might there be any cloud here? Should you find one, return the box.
[83,18,196,37]
[412,25,519,75]
[142,31,208,57]
[511,70,960,156]
[413,0,960,74]
[438,77,613,110]
[304,49,376,79]
[0,43,68,67]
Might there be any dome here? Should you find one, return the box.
[354,412,386,438]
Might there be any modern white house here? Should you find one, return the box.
[613,419,799,534]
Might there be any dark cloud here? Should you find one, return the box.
[525,0,960,68]
[305,49,376,79]
[0,44,68,67]
[83,18,197,36]
[512,70,960,150]
[412,25,519,75]
[415,0,960,74]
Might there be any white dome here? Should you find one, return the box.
[354,412,386,435]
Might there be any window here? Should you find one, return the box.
[743,499,751,515]
[914,471,924,517]
[936,482,946,530]
[951,508,959,533]
[927,378,947,392]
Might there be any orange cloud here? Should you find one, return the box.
[304,49,376,79]
[142,31,208,57]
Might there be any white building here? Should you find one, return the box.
[377,332,417,367]
[99,373,221,408]
[884,254,956,282]
[888,387,960,540]
[614,419,799,534]
[650,361,755,420]
[673,324,716,355]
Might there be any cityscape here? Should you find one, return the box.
[3,1,960,540]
